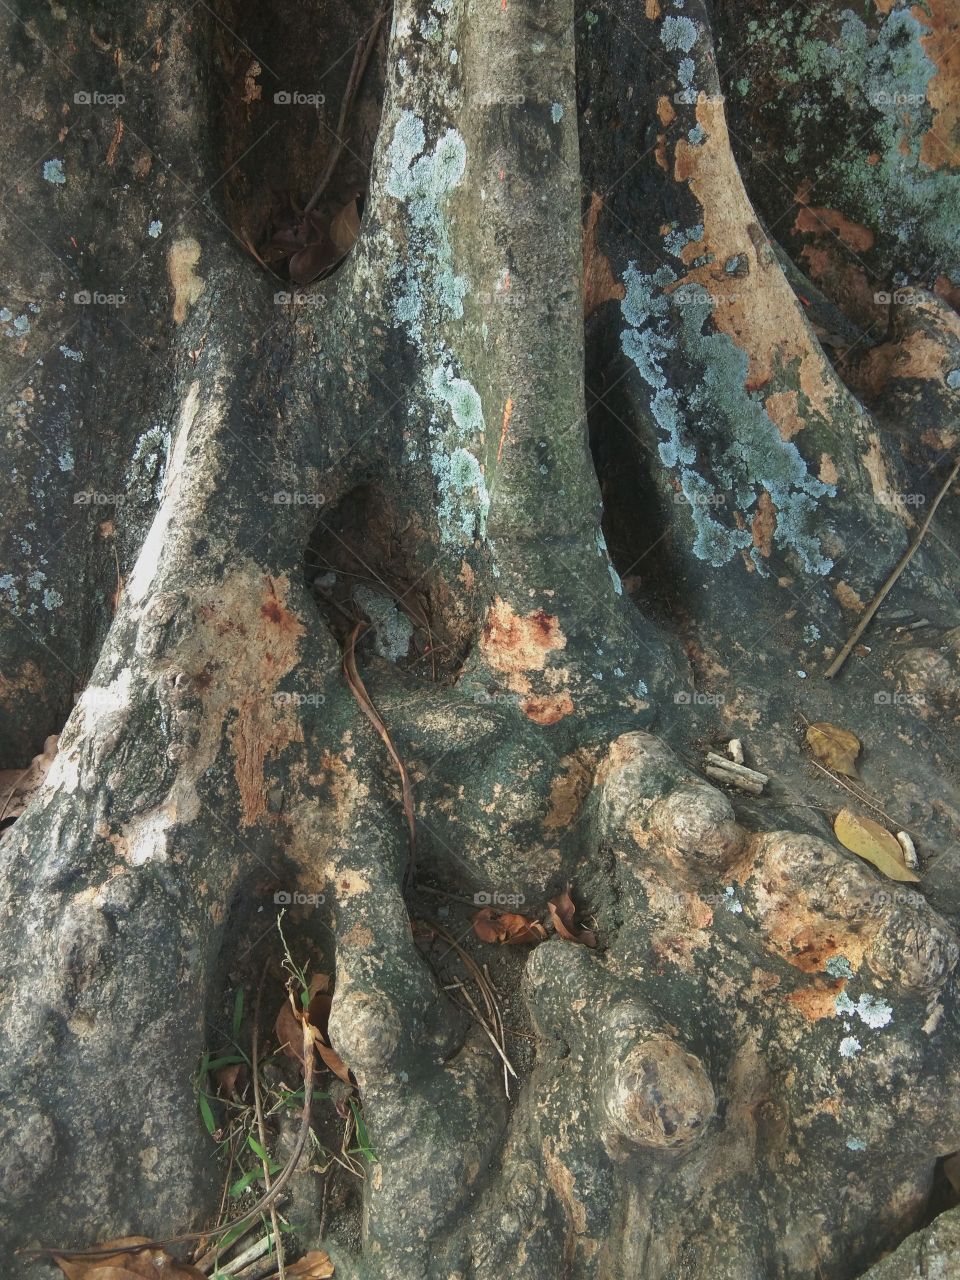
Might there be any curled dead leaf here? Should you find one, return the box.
[806,721,861,777]
[328,195,361,255]
[51,1238,205,1279]
[834,807,920,883]
[472,907,547,945]
[274,973,352,1083]
[547,886,597,948]
[283,1250,335,1278]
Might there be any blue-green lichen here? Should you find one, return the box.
[662,15,698,53]
[384,112,487,547]
[620,262,835,573]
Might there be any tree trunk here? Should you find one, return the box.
[2,1,960,1277]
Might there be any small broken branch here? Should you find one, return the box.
[303,6,390,215]
[704,751,768,795]
[825,455,960,678]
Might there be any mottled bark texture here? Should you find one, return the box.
[1,0,960,1277]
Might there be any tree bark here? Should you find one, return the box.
[2,1,960,1277]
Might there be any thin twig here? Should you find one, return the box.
[253,969,286,1280]
[825,455,960,677]
[343,622,416,887]
[807,757,909,831]
[303,6,390,215]
[24,1021,318,1266]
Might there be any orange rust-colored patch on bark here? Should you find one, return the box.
[764,389,805,440]
[654,133,668,171]
[751,491,777,558]
[671,94,840,428]
[916,0,960,170]
[849,319,960,403]
[657,94,676,126]
[582,192,626,319]
[793,206,875,254]
[787,978,846,1022]
[645,0,661,18]
[544,750,596,830]
[523,693,574,725]
[195,573,306,827]
[480,597,566,676]
[835,580,865,613]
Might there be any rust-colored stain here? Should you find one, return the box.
[523,692,574,725]
[670,94,839,433]
[787,979,846,1022]
[190,572,306,827]
[847,299,960,403]
[793,206,875,254]
[917,0,960,170]
[645,0,661,18]
[654,133,668,171]
[497,396,514,462]
[751,491,777,558]
[582,192,626,318]
[480,598,566,676]
[834,580,865,613]
[763,389,804,440]
[544,750,596,830]
[657,95,676,127]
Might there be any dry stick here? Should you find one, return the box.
[303,6,390,215]
[24,1021,318,1267]
[825,455,960,678]
[253,970,286,1280]
[343,622,417,887]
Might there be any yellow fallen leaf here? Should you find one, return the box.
[834,808,919,882]
[806,722,860,777]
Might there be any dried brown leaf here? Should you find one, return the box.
[806,722,861,777]
[213,1062,243,1099]
[547,887,597,948]
[834,807,920,882]
[274,974,352,1081]
[51,1239,205,1279]
[472,907,547,945]
[328,196,361,255]
[285,1250,335,1278]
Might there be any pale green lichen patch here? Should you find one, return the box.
[730,4,958,277]
[620,263,834,573]
[384,111,487,547]
[354,585,414,661]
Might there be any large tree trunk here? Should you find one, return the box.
[2,1,960,1276]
